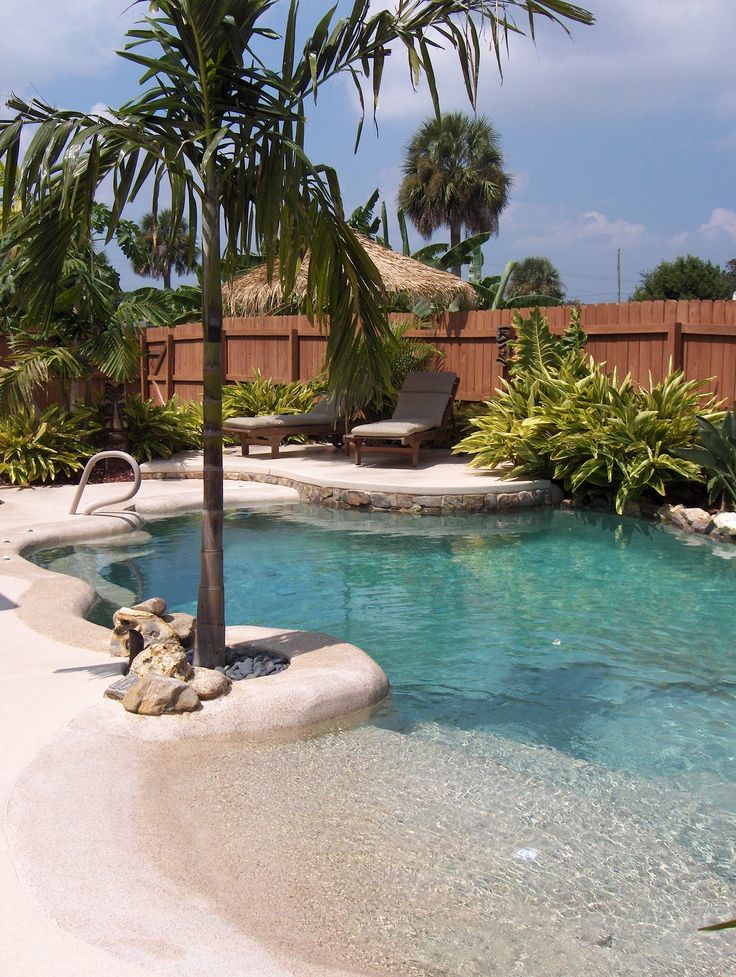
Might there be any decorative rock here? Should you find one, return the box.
[189,666,232,701]
[164,612,197,647]
[103,673,139,702]
[679,507,713,533]
[130,640,194,682]
[345,490,370,507]
[132,596,168,616]
[110,606,177,657]
[666,504,713,534]
[713,511,736,536]
[122,674,200,715]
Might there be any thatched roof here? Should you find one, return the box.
[222,235,476,315]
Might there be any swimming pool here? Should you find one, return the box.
[31,505,736,975]
[34,505,736,788]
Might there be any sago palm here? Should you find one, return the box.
[398,112,512,275]
[0,0,593,667]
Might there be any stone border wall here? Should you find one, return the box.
[143,469,564,514]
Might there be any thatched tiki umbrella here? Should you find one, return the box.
[222,236,477,315]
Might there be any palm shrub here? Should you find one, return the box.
[124,395,202,462]
[0,405,101,485]
[388,321,444,393]
[676,410,736,509]
[455,309,722,512]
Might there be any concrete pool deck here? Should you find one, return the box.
[142,444,563,513]
[0,459,557,977]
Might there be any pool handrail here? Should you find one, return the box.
[69,451,142,516]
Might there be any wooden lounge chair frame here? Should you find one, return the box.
[223,419,345,459]
[345,374,459,468]
[223,394,345,459]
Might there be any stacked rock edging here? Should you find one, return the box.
[236,474,564,513]
[141,467,564,513]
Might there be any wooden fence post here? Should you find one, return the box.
[668,321,683,372]
[139,330,148,399]
[289,327,300,382]
[165,331,175,400]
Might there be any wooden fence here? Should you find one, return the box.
[142,301,736,406]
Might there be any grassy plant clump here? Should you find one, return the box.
[0,405,102,486]
[222,370,324,420]
[124,395,202,461]
[455,308,722,513]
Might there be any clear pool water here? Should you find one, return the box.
[34,505,736,788]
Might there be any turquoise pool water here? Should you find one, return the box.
[34,505,736,789]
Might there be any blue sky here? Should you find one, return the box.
[1,1,735,302]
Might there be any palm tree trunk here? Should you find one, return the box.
[163,265,172,290]
[194,163,226,668]
[450,219,462,277]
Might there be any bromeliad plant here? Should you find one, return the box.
[455,308,722,512]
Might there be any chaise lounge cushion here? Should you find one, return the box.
[350,372,457,439]
[350,419,434,437]
[225,395,341,431]
[225,411,332,430]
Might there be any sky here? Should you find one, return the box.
[1,0,735,302]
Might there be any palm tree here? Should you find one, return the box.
[132,209,200,289]
[0,0,593,668]
[507,256,565,302]
[398,112,512,275]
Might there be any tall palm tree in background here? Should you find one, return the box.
[507,256,565,302]
[398,112,512,276]
[0,0,593,667]
[133,209,200,289]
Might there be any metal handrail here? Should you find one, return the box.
[69,451,142,516]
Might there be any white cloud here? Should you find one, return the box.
[698,208,736,240]
[572,211,647,246]
[360,0,736,126]
[0,1,136,98]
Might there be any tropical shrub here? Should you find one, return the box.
[676,410,736,509]
[455,309,722,513]
[0,405,101,486]
[222,370,324,419]
[124,395,202,462]
[388,321,444,391]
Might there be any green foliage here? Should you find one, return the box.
[676,410,736,508]
[632,255,731,301]
[222,370,325,420]
[397,112,511,258]
[506,256,565,303]
[388,322,444,393]
[124,395,202,462]
[0,405,101,486]
[455,309,720,513]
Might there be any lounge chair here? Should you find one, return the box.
[223,395,344,458]
[345,371,459,468]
